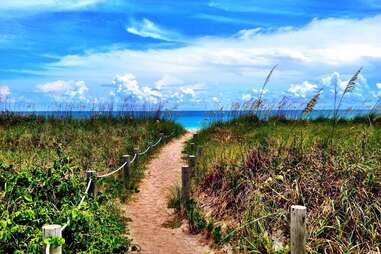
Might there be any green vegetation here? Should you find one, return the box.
[0,113,184,253]
[176,115,381,253]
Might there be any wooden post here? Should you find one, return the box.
[86,170,97,198]
[122,155,131,184]
[133,147,140,162]
[43,224,62,254]
[190,142,196,152]
[188,155,196,168]
[160,132,164,140]
[181,165,190,202]
[196,146,203,157]
[290,205,307,254]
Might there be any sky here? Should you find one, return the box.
[0,0,381,110]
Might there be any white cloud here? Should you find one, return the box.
[112,74,163,104]
[377,83,381,89]
[0,85,10,102]
[0,0,104,10]
[242,93,252,101]
[126,19,183,41]
[179,87,196,97]
[288,81,317,97]
[38,80,89,102]
[236,28,262,40]
[321,71,368,96]
[155,74,183,90]
[110,73,199,105]
[28,15,381,108]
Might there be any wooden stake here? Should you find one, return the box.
[86,170,97,198]
[188,155,196,168]
[190,142,196,152]
[133,147,140,162]
[122,155,131,184]
[290,205,307,254]
[43,224,62,254]
[181,165,190,202]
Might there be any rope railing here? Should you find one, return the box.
[139,145,151,156]
[42,132,174,253]
[97,161,127,178]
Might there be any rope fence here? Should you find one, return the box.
[42,131,175,254]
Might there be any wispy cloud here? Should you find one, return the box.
[126,18,184,42]
[0,0,105,11]
[0,85,10,102]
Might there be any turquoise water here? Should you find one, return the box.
[13,110,372,129]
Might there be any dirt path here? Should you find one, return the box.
[122,133,212,254]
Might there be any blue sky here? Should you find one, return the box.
[0,0,381,110]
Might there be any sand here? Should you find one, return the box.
[121,133,212,254]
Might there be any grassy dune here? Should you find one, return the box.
[179,115,381,253]
[0,113,184,253]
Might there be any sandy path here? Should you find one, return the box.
[122,133,212,254]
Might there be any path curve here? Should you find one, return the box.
[123,133,212,254]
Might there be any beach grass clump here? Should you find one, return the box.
[182,116,381,253]
[0,114,184,253]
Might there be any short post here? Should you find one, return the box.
[43,224,62,254]
[86,170,97,198]
[160,132,164,140]
[133,147,140,162]
[290,205,307,254]
[190,142,196,152]
[196,146,203,158]
[122,155,131,184]
[188,155,196,168]
[181,165,190,203]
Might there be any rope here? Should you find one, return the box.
[97,161,127,178]
[130,153,137,164]
[62,178,93,231]
[139,145,151,156]
[151,136,162,147]
[78,179,92,207]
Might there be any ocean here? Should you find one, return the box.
[10,110,373,129]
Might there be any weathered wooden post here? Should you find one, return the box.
[190,142,196,152]
[181,165,190,203]
[86,170,97,198]
[196,146,203,158]
[290,205,307,254]
[133,147,140,162]
[122,155,131,184]
[43,224,62,254]
[188,155,196,169]
[160,132,164,140]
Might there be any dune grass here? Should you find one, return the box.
[0,113,184,253]
[177,115,381,253]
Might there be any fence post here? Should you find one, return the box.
[86,170,97,198]
[290,205,307,254]
[196,146,203,158]
[181,165,190,203]
[190,142,196,152]
[133,147,140,162]
[188,155,196,168]
[160,132,164,140]
[43,224,62,254]
[122,155,131,184]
